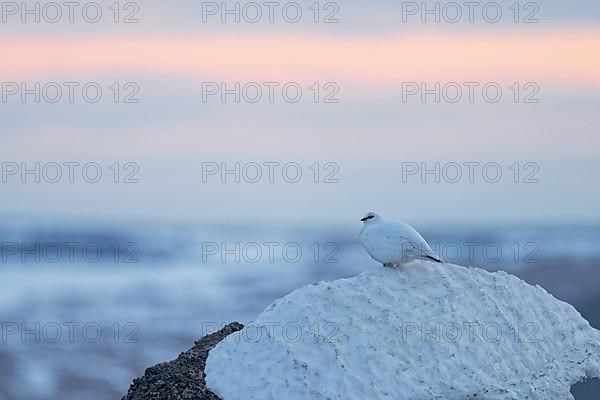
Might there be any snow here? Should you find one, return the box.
[206,261,600,400]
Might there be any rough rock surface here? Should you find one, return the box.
[206,262,600,400]
[122,322,243,400]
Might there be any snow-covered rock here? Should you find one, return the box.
[205,262,600,400]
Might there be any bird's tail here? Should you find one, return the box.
[424,255,444,263]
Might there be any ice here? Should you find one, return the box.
[206,262,600,400]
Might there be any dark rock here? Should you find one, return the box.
[122,322,244,400]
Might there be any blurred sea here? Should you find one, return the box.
[0,218,599,399]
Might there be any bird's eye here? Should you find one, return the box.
[367,215,374,220]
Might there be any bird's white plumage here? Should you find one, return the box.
[359,212,441,266]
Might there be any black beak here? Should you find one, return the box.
[360,217,368,222]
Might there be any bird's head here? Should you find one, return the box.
[360,212,381,224]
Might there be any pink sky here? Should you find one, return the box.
[2,29,600,87]
[2,28,599,222]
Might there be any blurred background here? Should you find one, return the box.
[1,0,599,398]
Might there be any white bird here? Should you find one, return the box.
[359,212,443,267]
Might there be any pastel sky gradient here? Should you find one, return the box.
[1,0,599,225]
[2,30,599,85]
